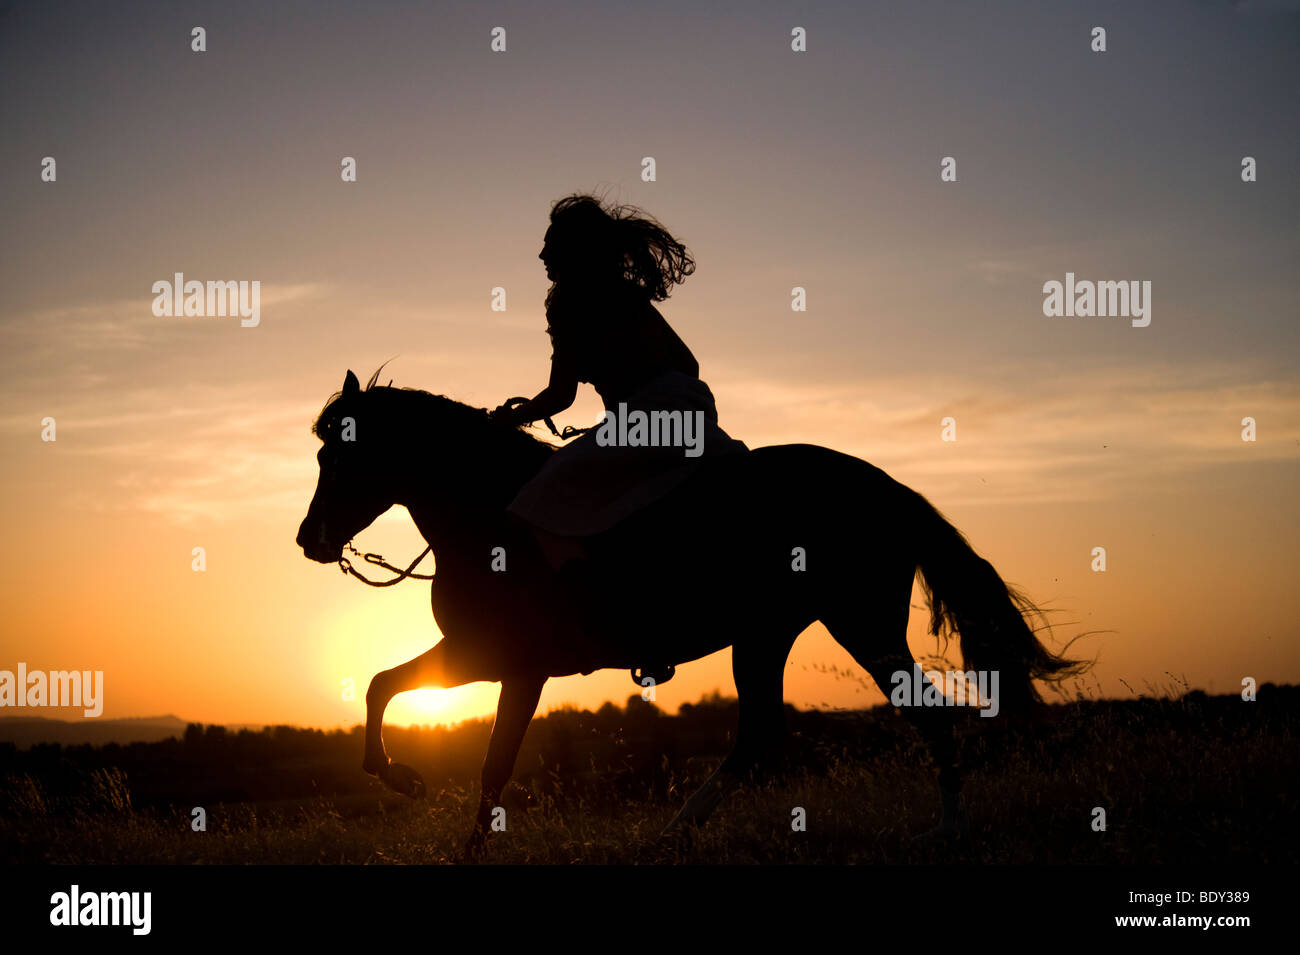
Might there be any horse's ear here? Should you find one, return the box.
[343,370,360,396]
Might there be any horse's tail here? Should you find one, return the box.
[909,489,1087,715]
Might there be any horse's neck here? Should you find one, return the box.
[396,436,542,570]
[405,502,499,573]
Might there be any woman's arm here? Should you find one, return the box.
[494,349,579,426]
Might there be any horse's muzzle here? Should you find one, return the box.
[297,521,341,563]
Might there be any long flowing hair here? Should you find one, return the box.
[544,194,695,307]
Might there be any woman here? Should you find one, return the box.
[491,194,747,570]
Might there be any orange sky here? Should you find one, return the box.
[1,1,1297,731]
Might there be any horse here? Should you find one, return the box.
[296,369,1084,855]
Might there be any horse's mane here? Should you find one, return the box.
[311,372,555,467]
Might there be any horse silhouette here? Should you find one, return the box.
[297,369,1084,855]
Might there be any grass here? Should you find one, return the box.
[1,682,1295,865]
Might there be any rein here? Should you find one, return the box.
[501,396,593,441]
[338,540,435,587]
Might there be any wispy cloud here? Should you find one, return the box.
[713,358,1300,506]
[0,284,330,361]
[3,291,1296,526]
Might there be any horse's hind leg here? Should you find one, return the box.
[662,631,797,836]
[824,584,968,840]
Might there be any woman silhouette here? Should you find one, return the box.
[492,194,747,572]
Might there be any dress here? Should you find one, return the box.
[506,279,748,537]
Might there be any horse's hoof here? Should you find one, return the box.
[382,761,426,799]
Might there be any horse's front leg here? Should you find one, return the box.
[463,675,546,859]
[363,643,453,797]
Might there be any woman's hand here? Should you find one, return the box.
[492,381,577,428]
[490,398,529,425]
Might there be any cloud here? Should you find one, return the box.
[710,358,1300,506]
[3,294,1296,527]
[0,284,329,358]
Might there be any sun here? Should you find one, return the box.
[406,688,451,713]
[382,688,454,726]
[383,684,503,726]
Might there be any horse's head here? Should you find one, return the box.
[297,369,396,563]
[298,368,554,564]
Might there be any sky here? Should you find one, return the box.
[0,0,1297,730]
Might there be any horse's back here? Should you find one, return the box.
[590,442,915,643]
[622,442,903,534]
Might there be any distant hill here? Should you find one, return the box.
[0,715,192,747]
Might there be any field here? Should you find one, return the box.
[2,685,1296,865]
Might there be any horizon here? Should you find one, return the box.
[0,675,1289,745]
[7,678,1289,752]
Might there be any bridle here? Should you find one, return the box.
[500,395,594,441]
[337,539,434,587]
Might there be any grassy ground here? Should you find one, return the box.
[1,684,1295,864]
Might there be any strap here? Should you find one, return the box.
[502,396,591,441]
[338,543,434,587]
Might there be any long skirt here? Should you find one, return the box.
[507,371,748,537]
